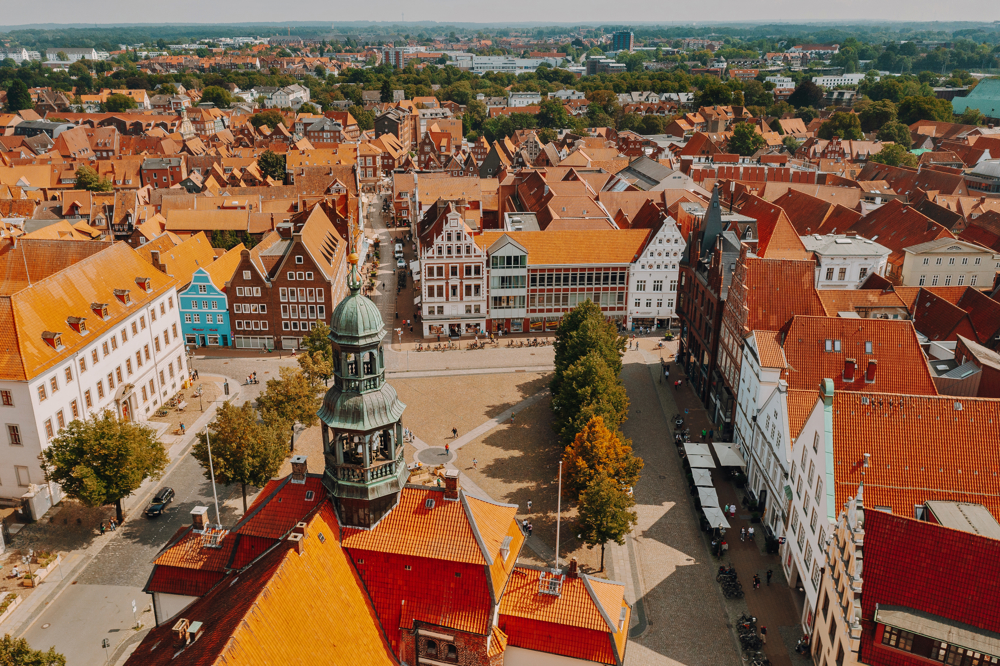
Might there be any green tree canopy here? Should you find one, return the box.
[875,121,913,149]
[728,122,766,156]
[249,109,285,130]
[817,112,864,140]
[5,79,33,112]
[255,367,321,446]
[787,80,824,109]
[552,299,624,396]
[869,143,917,168]
[897,95,954,125]
[0,634,65,666]
[192,402,288,513]
[380,78,393,103]
[349,105,375,131]
[103,93,137,113]
[200,85,232,108]
[257,149,286,181]
[537,99,571,129]
[575,471,638,571]
[41,410,168,522]
[956,107,985,126]
[857,99,898,133]
[74,166,112,192]
[552,351,631,447]
[298,102,319,115]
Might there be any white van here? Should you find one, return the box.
[394,243,403,258]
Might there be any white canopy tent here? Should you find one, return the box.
[692,469,713,487]
[712,442,747,468]
[687,453,716,469]
[684,442,713,458]
[697,486,721,507]
[702,506,731,529]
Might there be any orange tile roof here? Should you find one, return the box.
[752,330,787,369]
[779,316,937,395]
[139,231,217,286]
[831,392,1000,522]
[165,209,250,233]
[848,199,954,266]
[500,567,627,665]
[127,505,398,666]
[475,230,650,266]
[741,257,826,332]
[202,243,246,291]
[0,242,178,381]
[235,476,326,539]
[787,388,820,441]
[817,289,908,316]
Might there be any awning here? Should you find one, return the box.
[413,295,422,306]
[692,469,714,487]
[687,454,716,469]
[697,486,721,507]
[703,506,731,530]
[874,605,1000,656]
[684,442,712,458]
[712,442,746,468]
[410,260,420,274]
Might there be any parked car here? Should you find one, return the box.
[145,487,175,517]
[396,258,406,269]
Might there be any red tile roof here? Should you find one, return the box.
[235,476,325,539]
[742,257,826,332]
[779,316,938,395]
[848,200,954,267]
[832,392,1000,521]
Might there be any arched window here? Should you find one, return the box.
[446,644,457,661]
[425,640,437,656]
[346,353,357,376]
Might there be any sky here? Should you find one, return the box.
[1,0,997,27]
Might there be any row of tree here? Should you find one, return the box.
[550,301,642,570]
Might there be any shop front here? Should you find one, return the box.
[489,318,525,334]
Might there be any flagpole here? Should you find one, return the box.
[206,427,221,526]
[555,460,562,571]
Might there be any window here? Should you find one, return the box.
[948,257,955,265]
[85,389,92,408]
[116,367,123,383]
[110,336,117,351]
[92,350,99,365]
[121,327,128,342]
[810,508,818,533]
[636,280,646,291]
[7,424,22,446]
[185,314,193,323]
[975,257,982,265]
[838,267,847,280]
[65,366,73,383]
[919,275,926,286]
[199,283,208,293]
[79,356,87,374]
[15,466,29,487]
[37,385,47,402]
[50,377,58,394]
[0,391,11,407]
[97,380,105,399]
[825,267,834,281]
[936,257,943,265]
[56,410,65,429]
[932,275,939,286]
[971,275,978,286]
[44,418,54,440]
[922,257,929,265]
[859,267,868,280]
[108,372,115,389]
[944,275,952,286]
[882,627,914,652]
[126,359,133,375]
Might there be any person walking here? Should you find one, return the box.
[753,574,760,589]
[472,458,478,469]
[760,626,767,644]
[701,428,707,441]
[522,519,528,531]
[445,442,450,454]
[526,523,533,538]
[180,422,186,435]
[452,427,458,438]
[748,526,755,541]
[510,412,515,424]
[767,569,773,586]
[740,527,746,541]
[109,517,117,531]
[526,499,532,511]
[99,522,106,535]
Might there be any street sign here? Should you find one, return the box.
[131,600,136,613]
[102,639,110,648]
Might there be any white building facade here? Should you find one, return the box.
[627,217,685,331]
[419,205,487,338]
[801,235,890,290]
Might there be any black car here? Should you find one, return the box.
[145,487,175,517]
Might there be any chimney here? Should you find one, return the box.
[290,455,307,484]
[191,506,209,531]
[172,618,191,645]
[843,358,856,382]
[443,469,459,500]
[568,557,579,578]
[288,532,304,554]
[865,359,878,383]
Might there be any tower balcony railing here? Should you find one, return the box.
[329,452,404,484]
[335,373,385,392]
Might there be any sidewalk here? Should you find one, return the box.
[0,376,241,638]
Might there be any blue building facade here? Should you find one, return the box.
[180,268,232,347]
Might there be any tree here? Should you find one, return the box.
[897,95,954,125]
[257,149,286,181]
[200,85,232,108]
[563,416,643,497]
[537,127,558,144]
[695,80,732,107]
[552,351,631,446]
[876,121,913,149]
[255,367,321,449]
[782,135,801,153]
[0,634,65,666]
[249,109,285,130]
[957,107,985,126]
[857,99,898,133]
[298,102,319,115]
[787,80,824,109]
[576,472,638,571]
[537,99,571,129]
[56,51,69,62]
[817,112,864,140]
[192,402,288,513]
[41,410,168,522]
[552,300,624,396]
[4,79,33,112]
[638,115,664,136]
[728,122,766,156]
[301,321,333,364]
[380,78,393,103]
[103,93,137,113]
[349,105,375,131]
[869,143,917,168]
[74,166,112,192]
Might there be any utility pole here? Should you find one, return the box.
[555,460,562,570]
[205,427,221,526]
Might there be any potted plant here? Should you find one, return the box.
[21,573,36,588]
[665,330,674,341]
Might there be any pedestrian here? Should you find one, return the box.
[701,428,707,441]
[180,422,185,435]
[753,574,760,589]
[510,412,515,424]
[109,517,117,531]
[99,522,106,535]
[708,429,714,441]
[437,334,441,343]
[730,504,736,518]
[721,540,728,553]
[445,442,450,454]
[527,523,533,537]
[748,526,755,541]
[527,499,532,511]
[452,427,458,438]
[473,458,478,469]
[522,518,528,530]
[674,380,680,391]
[740,526,746,541]
[767,569,773,586]
[761,626,767,644]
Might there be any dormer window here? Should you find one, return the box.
[135,277,152,293]
[91,302,109,320]
[42,331,65,351]
[67,317,88,335]
[114,289,132,306]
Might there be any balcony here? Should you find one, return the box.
[331,455,403,484]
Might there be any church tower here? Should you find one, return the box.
[318,252,408,528]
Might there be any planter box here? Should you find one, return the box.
[19,554,61,588]
[0,594,21,625]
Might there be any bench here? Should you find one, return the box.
[176,401,188,411]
